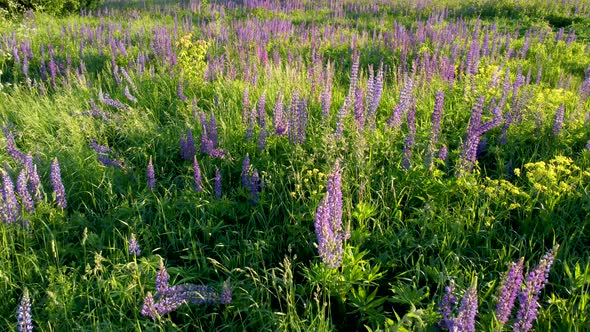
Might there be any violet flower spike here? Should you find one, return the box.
[214,166,222,199]
[17,288,33,332]
[514,245,559,332]
[2,169,21,223]
[147,157,155,190]
[454,278,478,332]
[128,233,140,256]
[17,170,35,214]
[50,158,67,209]
[193,156,203,192]
[494,257,524,328]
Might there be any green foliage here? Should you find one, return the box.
[1,0,101,16]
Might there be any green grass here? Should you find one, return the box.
[1,0,590,331]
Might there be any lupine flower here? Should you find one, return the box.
[193,156,203,192]
[180,128,196,160]
[50,158,66,209]
[24,153,43,202]
[220,280,232,305]
[177,81,188,102]
[89,139,111,154]
[314,161,344,268]
[147,157,155,190]
[98,91,126,110]
[128,233,140,256]
[250,169,260,204]
[257,126,267,151]
[241,154,250,188]
[17,170,35,214]
[97,155,124,169]
[454,278,478,332]
[2,126,26,165]
[209,113,219,149]
[2,170,21,223]
[438,280,457,330]
[214,166,221,198]
[353,87,364,128]
[17,288,33,332]
[155,260,170,295]
[124,86,138,103]
[438,145,448,162]
[348,51,360,97]
[552,104,565,136]
[495,257,524,327]
[273,93,287,136]
[585,140,590,152]
[336,96,350,139]
[142,261,230,320]
[514,245,559,332]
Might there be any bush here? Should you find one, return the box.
[0,0,101,16]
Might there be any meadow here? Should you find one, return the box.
[1,0,590,330]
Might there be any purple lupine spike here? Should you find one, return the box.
[124,86,138,103]
[146,157,155,190]
[113,65,122,85]
[454,278,478,332]
[141,292,157,320]
[50,158,66,209]
[438,280,457,330]
[387,104,402,130]
[209,113,218,148]
[273,93,287,136]
[2,170,21,223]
[155,260,170,295]
[220,280,232,305]
[24,153,43,201]
[514,245,559,332]
[495,257,524,327]
[241,154,251,188]
[121,67,137,92]
[438,145,448,162]
[181,128,196,160]
[17,170,34,214]
[193,156,203,192]
[177,81,188,102]
[585,140,590,152]
[552,104,565,136]
[99,92,127,110]
[348,51,360,97]
[214,167,222,199]
[458,95,485,174]
[89,139,111,155]
[2,126,26,165]
[250,169,260,204]
[353,87,364,129]
[335,96,350,139]
[128,233,141,256]
[257,126,267,151]
[17,288,33,332]
[314,161,344,268]
[368,62,384,128]
[365,65,375,120]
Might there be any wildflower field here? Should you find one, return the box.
[1,0,590,330]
